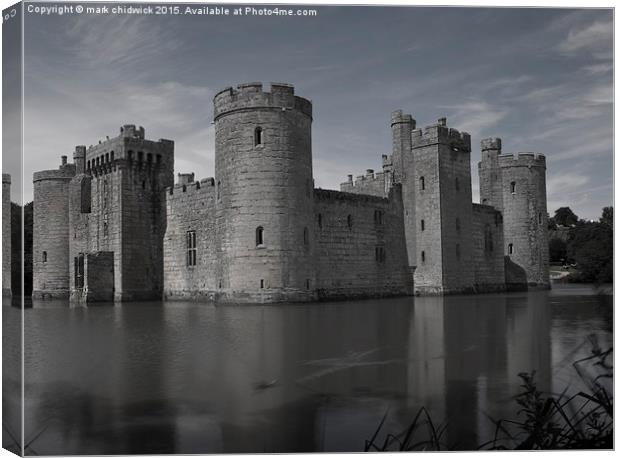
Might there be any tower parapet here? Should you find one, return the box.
[411,119,471,153]
[498,153,546,168]
[214,82,312,121]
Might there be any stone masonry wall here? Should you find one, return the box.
[163,178,217,299]
[313,186,412,300]
[340,169,389,197]
[471,203,506,292]
[84,251,115,302]
[2,174,10,296]
[33,158,75,299]
[500,153,549,288]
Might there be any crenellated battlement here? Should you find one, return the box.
[165,177,216,197]
[411,118,471,152]
[314,188,388,204]
[481,137,502,151]
[33,156,76,182]
[213,82,312,120]
[120,124,145,139]
[390,110,416,128]
[499,152,546,168]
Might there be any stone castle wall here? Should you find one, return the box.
[340,168,390,198]
[499,153,549,288]
[2,174,11,296]
[471,203,506,291]
[213,83,316,303]
[313,187,412,300]
[32,157,75,299]
[163,178,218,299]
[412,121,475,295]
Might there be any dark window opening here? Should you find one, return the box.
[421,219,425,231]
[42,251,47,262]
[538,212,542,225]
[138,151,144,162]
[508,243,514,255]
[375,246,386,263]
[254,127,263,146]
[317,213,323,229]
[127,151,134,161]
[142,181,147,190]
[105,153,110,163]
[74,254,84,289]
[420,176,425,190]
[374,210,383,225]
[510,181,516,194]
[347,214,353,230]
[218,280,222,289]
[421,251,426,263]
[482,198,488,204]
[217,181,221,201]
[455,177,460,191]
[306,279,310,290]
[87,160,91,170]
[147,153,153,162]
[260,279,264,289]
[186,231,197,266]
[156,154,162,164]
[110,151,114,162]
[303,227,309,245]
[256,226,264,246]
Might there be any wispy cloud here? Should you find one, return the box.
[441,100,507,138]
[557,19,613,58]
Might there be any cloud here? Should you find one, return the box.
[440,100,507,138]
[557,19,613,57]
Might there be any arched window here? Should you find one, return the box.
[419,176,425,190]
[303,227,309,245]
[42,251,47,262]
[254,127,263,146]
[510,181,516,194]
[256,226,264,246]
[347,214,353,230]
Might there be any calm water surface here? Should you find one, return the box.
[3,284,613,454]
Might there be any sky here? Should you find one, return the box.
[4,4,614,220]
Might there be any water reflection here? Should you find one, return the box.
[18,286,612,454]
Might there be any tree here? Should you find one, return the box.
[554,207,579,227]
[566,214,613,284]
[600,206,613,228]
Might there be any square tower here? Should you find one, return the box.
[412,118,474,295]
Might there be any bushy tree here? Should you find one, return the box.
[554,207,579,227]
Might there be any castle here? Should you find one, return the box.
[27,82,549,303]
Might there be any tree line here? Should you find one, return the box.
[548,206,613,284]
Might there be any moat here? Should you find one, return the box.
[3,284,612,454]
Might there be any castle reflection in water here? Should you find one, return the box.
[3,288,612,453]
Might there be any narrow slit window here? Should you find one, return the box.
[217,181,221,201]
[256,226,264,246]
[538,212,542,225]
[260,279,264,289]
[421,219,425,231]
[317,213,323,229]
[455,177,460,191]
[347,214,353,230]
[421,251,426,263]
[420,176,425,190]
[186,231,197,266]
[254,127,263,146]
[303,227,309,245]
[508,243,514,255]
[510,181,516,194]
[42,251,47,262]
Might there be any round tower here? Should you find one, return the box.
[213,82,315,302]
[33,156,76,299]
[499,153,549,289]
[478,137,503,212]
